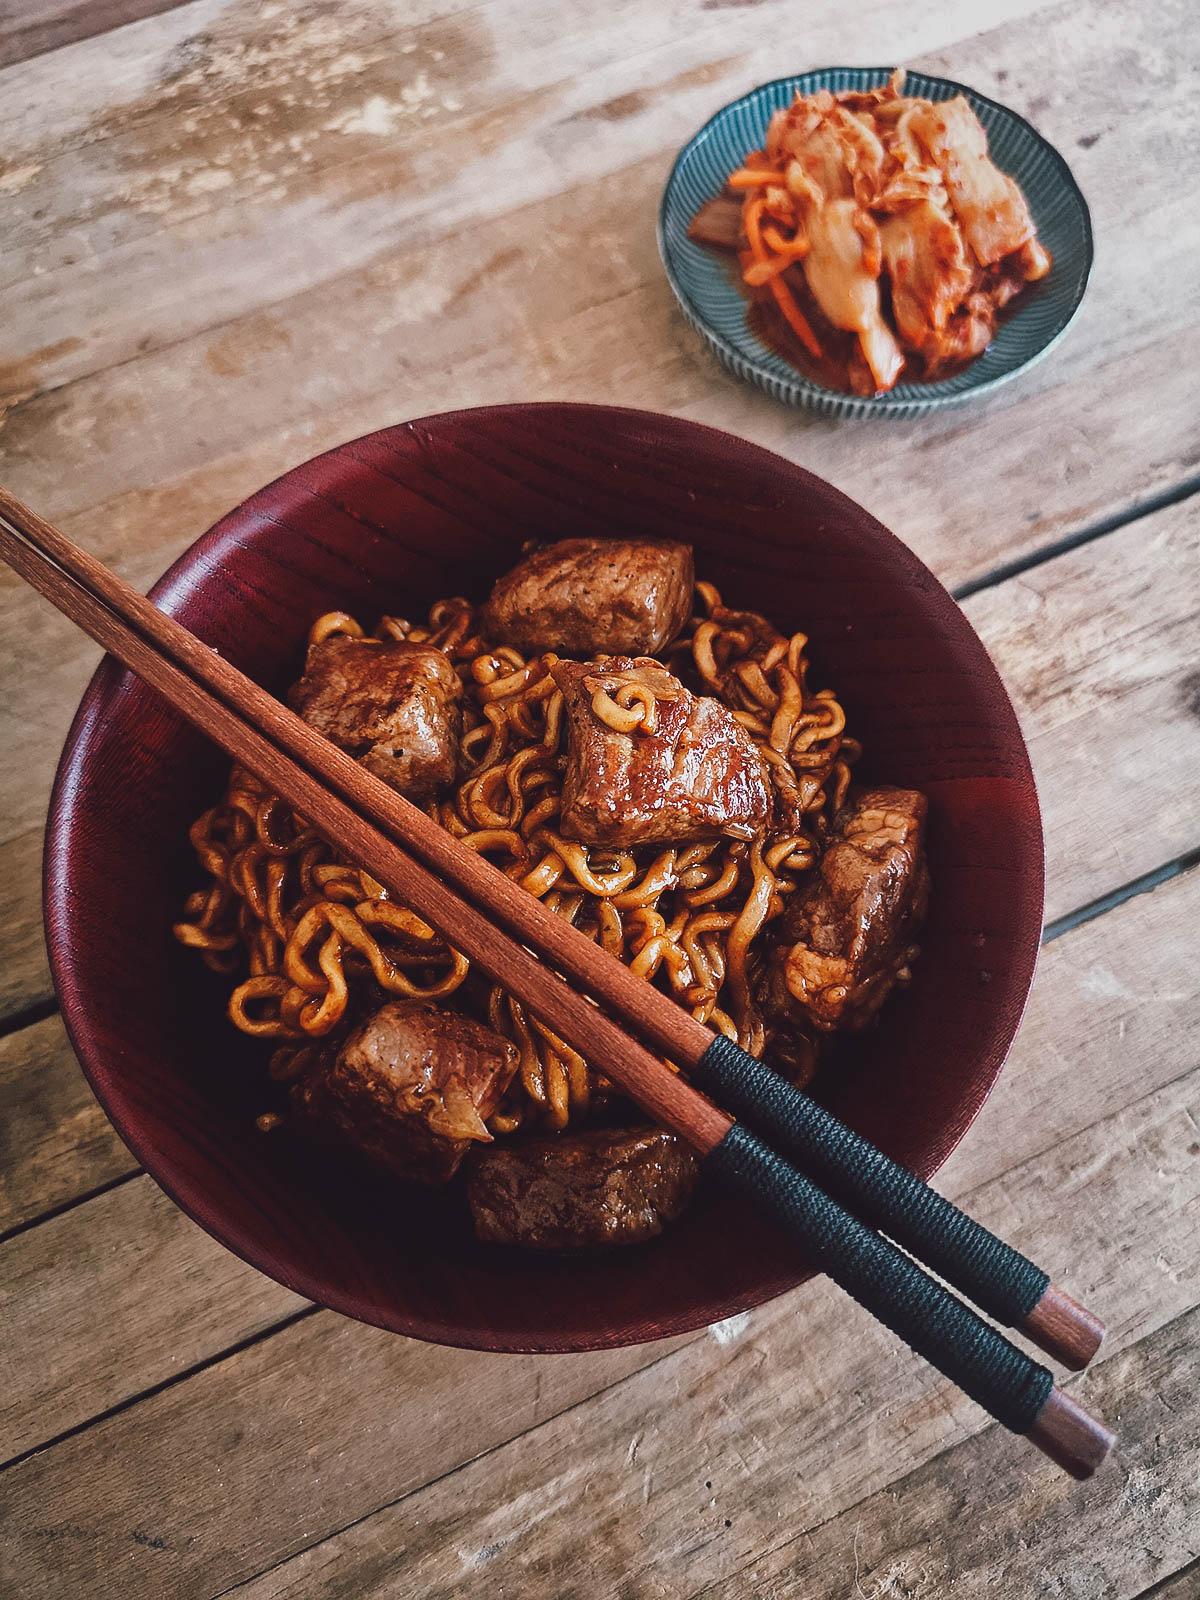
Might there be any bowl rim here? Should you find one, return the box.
[657,65,1095,416]
[42,401,1046,1350]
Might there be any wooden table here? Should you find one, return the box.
[2,1,1197,1594]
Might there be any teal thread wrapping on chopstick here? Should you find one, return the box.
[694,1035,1049,1326]
[704,1122,1054,1435]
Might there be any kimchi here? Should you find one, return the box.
[688,70,1052,395]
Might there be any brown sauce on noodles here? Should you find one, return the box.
[175,581,858,1135]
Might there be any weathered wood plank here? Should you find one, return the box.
[684,319,1200,592]
[722,1314,1200,1600]
[235,1314,1200,1600]
[924,862,1200,1200]
[1,0,1195,904]
[2,863,1195,1596]
[0,0,478,160]
[965,494,1200,922]
[3,0,1195,557]
[0,1013,136,1235]
[0,1178,309,1461]
[707,1311,1200,1600]
[1,0,1194,1591]
[0,0,192,71]
[0,1313,698,1596]
[1135,1559,1200,1600]
[0,0,1057,391]
[202,1042,1165,1598]
[59,1040,1200,1600]
[0,830,52,1023]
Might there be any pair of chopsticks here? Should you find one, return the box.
[0,485,1115,1479]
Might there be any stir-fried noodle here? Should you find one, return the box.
[175,584,857,1133]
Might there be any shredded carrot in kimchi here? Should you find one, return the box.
[700,70,1052,394]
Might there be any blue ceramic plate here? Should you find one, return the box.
[658,67,1093,418]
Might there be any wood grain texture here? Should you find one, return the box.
[2,0,1197,857]
[0,1013,136,1234]
[0,0,192,70]
[3,862,1196,1594]
[5,854,1194,1475]
[150,1061,1200,1599]
[0,0,1193,566]
[707,1308,1200,1600]
[0,0,1053,393]
[965,493,1200,922]
[0,829,52,1021]
[0,1311,699,1598]
[2,0,1199,1587]
[0,1176,308,1461]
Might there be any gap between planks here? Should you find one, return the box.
[152,1063,1200,1599]
[0,994,58,1045]
[2,857,1197,1588]
[0,1170,139,1248]
[685,1303,1200,1600]
[0,1308,319,1476]
[211,1311,1200,1600]
[0,0,196,72]
[2,0,1193,544]
[1130,1556,1200,1600]
[1042,844,1200,944]
[952,472,1200,602]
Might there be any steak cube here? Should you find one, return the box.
[551,656,772,847]
[482,538,694,657]
[289,636,461,799]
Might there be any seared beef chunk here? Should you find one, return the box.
[290,1000,518,1184]
[467,1126,699,1249]
[482,538,694,657]
[289,637,461,799]
[760,787,929,1032]
[552,656,772,847]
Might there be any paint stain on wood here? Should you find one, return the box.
[204,316,293,378]
[92,5,494,219]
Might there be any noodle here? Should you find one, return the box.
[175,584,856,1133]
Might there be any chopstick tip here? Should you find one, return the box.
[1027,1386,1116,1480]
[1023,1283,1105,1370]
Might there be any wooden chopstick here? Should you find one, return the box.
[0,488,1115,1479]
[0,487,1102,1371]
[0,509,726,1153]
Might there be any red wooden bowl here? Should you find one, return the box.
[45,404,1043,1352]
